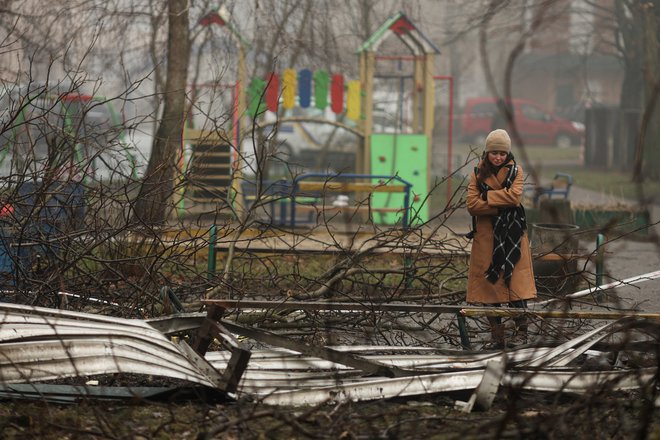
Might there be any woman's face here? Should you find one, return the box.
[487,151,508,167]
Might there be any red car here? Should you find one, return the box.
[460,97,584,148]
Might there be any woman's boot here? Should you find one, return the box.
[510,316,528,347]
[485,317,505,349]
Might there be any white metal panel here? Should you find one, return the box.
[260,370,486,406]
[0,306,224,388]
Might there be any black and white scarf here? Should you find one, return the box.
[481,163,527,286]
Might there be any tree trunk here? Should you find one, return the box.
[640,0,660,181]
[133,0,190,226]
[620,0,646,182]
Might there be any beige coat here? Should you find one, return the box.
[466,160,537,304]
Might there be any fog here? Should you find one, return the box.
[0,0,656,180]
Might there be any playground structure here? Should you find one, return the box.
[190,11,443,227]
[0,91,134,291]
[0,91,137,183]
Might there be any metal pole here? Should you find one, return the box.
[460,308,660,320]
[403,255,413,289]
[456,314,471,350]
[595,233,605,303]
[207,224,217,280]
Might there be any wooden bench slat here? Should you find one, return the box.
[295,205,401,213]
[192,152,232,157]
[297,182,407,193]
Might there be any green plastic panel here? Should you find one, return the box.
[370,134,429,225]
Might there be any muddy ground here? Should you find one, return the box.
[1,387,658,439]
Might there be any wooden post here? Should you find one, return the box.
[190,303,226,355]
[207,224,217,279]
[232,45,248,218]
[412,56,423,132]
[188,302,252,394]
[360,51,375,176]
[423,54,435,199]
[596,233,605,303]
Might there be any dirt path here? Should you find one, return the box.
[563,185,660,311]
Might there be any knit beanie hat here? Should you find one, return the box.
[485,129,511,153]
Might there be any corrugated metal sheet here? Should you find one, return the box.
[0,303,223,388]
[1,303,656,407]
[202,346,656,406]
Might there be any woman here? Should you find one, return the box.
[466,129,536,348]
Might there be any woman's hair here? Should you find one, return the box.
[477,151,514,182]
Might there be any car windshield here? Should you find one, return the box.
[520,104,547,121]
[470,102,497,117]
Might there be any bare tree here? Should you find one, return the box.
[0,3,656,439]
[133,0,190,225]
[633,0,660,181]
[584,0,660,182]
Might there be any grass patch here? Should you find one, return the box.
[537,165,660,203]
[215,253,468,295]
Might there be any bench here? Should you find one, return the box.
[240,179,298,225]
[532,173,573,206]
[289,173,413,228]
[239,174,413,227]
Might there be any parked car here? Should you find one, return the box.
[460,97,585,148]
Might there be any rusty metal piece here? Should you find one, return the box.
[203,299,464,314]
[460,308,660,320]
[183,303,252,394]
[190,303,227,355]
[209,321,251,394]
[205,299,660,321]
